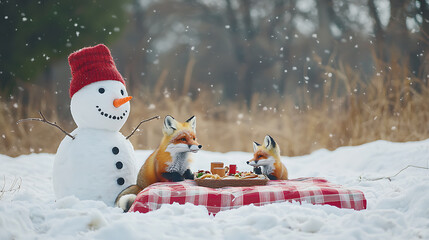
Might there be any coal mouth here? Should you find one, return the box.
[96,105,127,120]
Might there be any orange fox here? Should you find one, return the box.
[247,135,288,180]
[115,115,202,211]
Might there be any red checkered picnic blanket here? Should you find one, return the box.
[129,178,367,215]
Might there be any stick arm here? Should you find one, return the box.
[16,111,75,140]
[126,115,160,140]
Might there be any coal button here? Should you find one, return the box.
[116,161,123,169]
[112,147,119,155]
[117,177,125,185]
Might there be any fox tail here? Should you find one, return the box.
[114,185,143,212]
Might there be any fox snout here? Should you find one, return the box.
[189,144,202,153]
[247,159,259,165]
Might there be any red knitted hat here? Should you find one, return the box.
[68,44,125,98]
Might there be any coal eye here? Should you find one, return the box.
[120,89,124,96]
[98,88,105,94]
[181,138,186,141]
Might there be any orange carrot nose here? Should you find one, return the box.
[113,96,132,108]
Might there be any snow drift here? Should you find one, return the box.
[1,139,429,239]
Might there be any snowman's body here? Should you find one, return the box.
[54,128,137,205]
[53,79,137,206]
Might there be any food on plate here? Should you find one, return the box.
[196,170,211,178]
[200,174,222,179]
[195,170,269,188]
[196,170,265,180]
[241,172,259,179]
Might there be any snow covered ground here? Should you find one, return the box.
[1,139,429,239]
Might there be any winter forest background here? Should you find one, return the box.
[1,0,429,157]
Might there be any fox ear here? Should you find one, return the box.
[253,142,260,152]
[163,115,178,135]
[264,135,276,150]
[186,116,196,132]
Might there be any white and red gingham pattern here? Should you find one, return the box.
[129,178,367,215]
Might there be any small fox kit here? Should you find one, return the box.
[115,115,202,211]
[247,135,288,180]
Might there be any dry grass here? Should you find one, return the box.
[1,58,429,157]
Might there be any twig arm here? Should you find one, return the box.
[17,111,75,140]
[359,165,429,182]
[126,115,160,140]
[0,176,22,200]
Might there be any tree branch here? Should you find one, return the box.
[225,0,245,62]
[328,1,350,36]
[241,0,254,39]
[225,0,239,34]
[126,115,160,140]
[16,111,75,140]
[359,165,429,182]
[266,0,287,37]
[368,0,384,42]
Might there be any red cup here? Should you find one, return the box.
[229,164,237,175]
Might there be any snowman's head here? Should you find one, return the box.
[70,80,131,131]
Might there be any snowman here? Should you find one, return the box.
[53,44,138,206]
